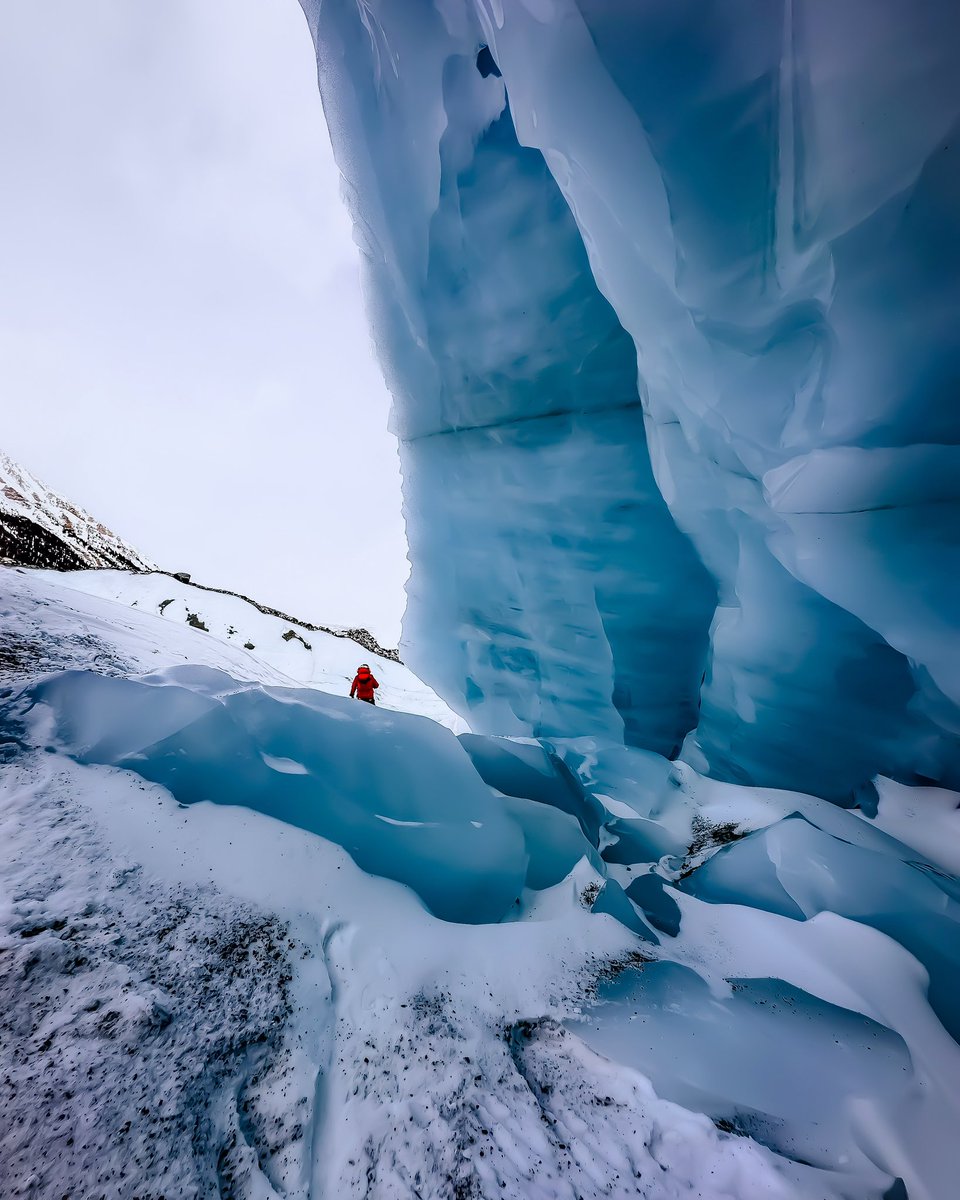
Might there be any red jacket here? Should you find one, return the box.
[350,668,379,700]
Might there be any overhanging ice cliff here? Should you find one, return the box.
[300,0,960,803]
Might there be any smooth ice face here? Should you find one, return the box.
[574,962,914,1182]
[17,667,530,924]
[459,732,605,844]
[301,0,960,800]
[681,813,960,1041]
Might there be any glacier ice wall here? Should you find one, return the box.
[302,0,960,800]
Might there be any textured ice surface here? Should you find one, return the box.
[681,813,960,1040]
[302,0,960,801]
[5,570,960,1196]
[15,665,528,924]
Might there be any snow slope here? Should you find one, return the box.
[0,449,155,571]
[29,568,464,731]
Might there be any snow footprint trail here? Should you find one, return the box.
[306,921,352,1200]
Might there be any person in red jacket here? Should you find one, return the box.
[350,664,379,705]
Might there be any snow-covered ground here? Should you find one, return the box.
[0,567,814,1200]
[1,746,818,1200]
[2,566,959,1199]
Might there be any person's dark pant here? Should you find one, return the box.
[359,695,375,705]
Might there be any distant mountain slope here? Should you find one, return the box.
[28,568,465,731]
[151,571,401,663]
[0,449,154,571]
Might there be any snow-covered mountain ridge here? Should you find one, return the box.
[0,449,154,572]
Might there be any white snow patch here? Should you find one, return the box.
[864,777,960,877]
[260,752,310,775]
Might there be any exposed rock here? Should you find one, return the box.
[281,629,312,650]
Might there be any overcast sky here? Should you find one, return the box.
[1,0,409,645]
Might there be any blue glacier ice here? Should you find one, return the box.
[680,813,960,1041]
[301,0,960,802]
[15,665,536,923]
[285,2,960,1191]
[574,963,916,1175]
[458,731,605,843]
[623,872,682,938]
